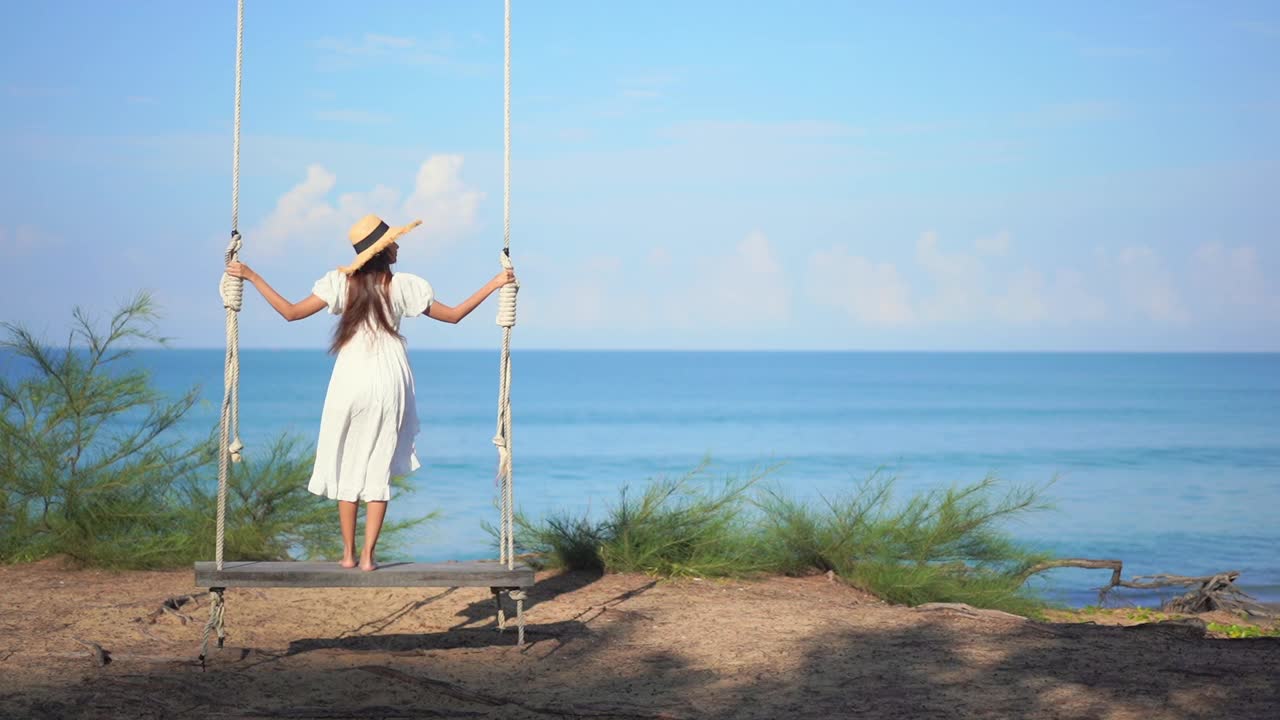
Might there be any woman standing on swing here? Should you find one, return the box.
[225,214,516,571]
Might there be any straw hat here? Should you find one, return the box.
[338,214,423,274]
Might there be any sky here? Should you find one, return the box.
[2,1,1278,351]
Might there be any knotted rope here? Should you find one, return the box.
[493,587,527,646]
[202,1,244,663]
[488,2,525,645]
[493,0,519,573]
[215,0,246,573]
[198,588,226,667]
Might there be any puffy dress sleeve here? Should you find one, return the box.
[393,273,435,317]
[312,270,347,314]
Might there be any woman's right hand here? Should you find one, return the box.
[491,268,517,288]
[226,261,256,282]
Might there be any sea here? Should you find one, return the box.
[22,349,1280,607]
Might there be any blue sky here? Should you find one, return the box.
[2,1,1278,350]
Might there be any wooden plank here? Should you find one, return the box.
[194,560,534,589]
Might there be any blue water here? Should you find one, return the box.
[15,349,1280,606]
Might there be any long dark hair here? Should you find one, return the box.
[330,252,403,353]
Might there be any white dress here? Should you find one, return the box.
[306,270,435,502]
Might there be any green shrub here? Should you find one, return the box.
[179,435,434,565]
[1207,622,1280,639]
[758,475,1053,615]
[517,470,1054,614]
[0,293,430,568]
[513,510,606,573]
[600,469,768,577]
[514,464,772,578]
[754,473,896,575]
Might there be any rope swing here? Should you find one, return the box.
[203,0,246,664]
[201,0,526,657]
[216,0,247,571]
[493,0,525,643]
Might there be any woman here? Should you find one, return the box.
[225,213,515,571]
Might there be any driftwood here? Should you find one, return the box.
[1127,571,1268,615]
[1022,558,1270,616]
[1021,559,1124,587]
[1121,617,1207,639]
[136,594,201,625]
[915,603,1029,623]
[70,637,111,667]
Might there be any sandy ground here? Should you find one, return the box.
[1,560,1277,720]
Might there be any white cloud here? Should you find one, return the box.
[991,268,1048,325]
[975,230,1011,256]
[916,231,988,323]
[313,32,479,74]
[523,253,632,331]
[250,155,482,258]
[532,228,1266,344]
[808,232,1115,330]
[696,231,791,327]
[403,155,484,240]
[1114,246,1187,323]
[526,231,790,333]
[255,165,339,253]
[808,245,914,326]
[1047,269,1107,323]
[316,33,416,57]
[365,33,414,50]
[1192,242,1266,307]
[1,225,59,259]
[562,258,618,329]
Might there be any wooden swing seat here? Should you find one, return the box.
[194,560,534,589]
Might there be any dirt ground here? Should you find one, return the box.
[1,560,1277,720]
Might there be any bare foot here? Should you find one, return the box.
[359,560,379,572]
[339,558,358,569]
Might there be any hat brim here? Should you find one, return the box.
[338,220,423,275]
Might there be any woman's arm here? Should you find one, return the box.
[426,269,516,324]
[226,261,328,322]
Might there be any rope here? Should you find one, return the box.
[198,589,227,665]
[503,0,511,260]
[492,588,527,646]
[215,0,246,571]
[493,0,519,571]
[231,0,243,238]
[511,589,526,646]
